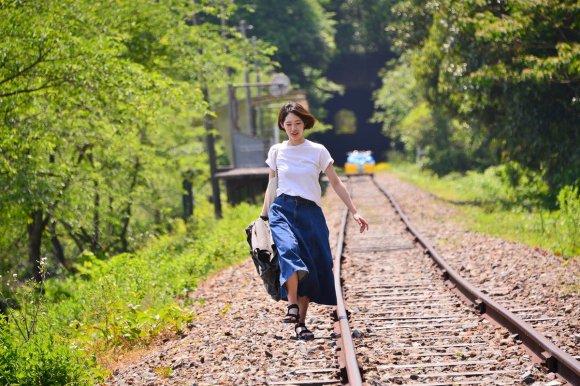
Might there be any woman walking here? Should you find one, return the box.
[261,102,369,340]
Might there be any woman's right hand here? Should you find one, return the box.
[353,213,369,233]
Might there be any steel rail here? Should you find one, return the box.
[333,203,363,385]
[372,177,580,385]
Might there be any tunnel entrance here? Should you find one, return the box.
[310,52,395,166]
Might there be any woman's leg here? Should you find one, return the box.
[283,272,300,322]
[295,296,314,340]
[285,274,310,322]
[297,296,310,323]
[285,271,299,305]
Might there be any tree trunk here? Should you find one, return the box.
[50,220,77,274]
[27,210,45,282]
[92,181,100,252]
[59,220,85,252]
[119,158,140,252]
[203,87,221,219]
[182,177,194,221]
[119,202,132,252]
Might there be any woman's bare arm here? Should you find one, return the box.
[325,163,369,233]
[260,169,277,218]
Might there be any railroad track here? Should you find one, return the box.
[339,175,579,385]
[269,174,579,386]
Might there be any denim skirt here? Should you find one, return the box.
[269,194,337,306]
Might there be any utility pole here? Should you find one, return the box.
[252,36,264,137]
[203,87,222,219]
[239,20,254,135]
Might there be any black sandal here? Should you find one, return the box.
[295,323,315,340]
[283,304,300,323]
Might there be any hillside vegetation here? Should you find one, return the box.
[390,163,579,259]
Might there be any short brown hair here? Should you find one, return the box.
[277,102,317,130]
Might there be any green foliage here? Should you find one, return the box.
[1,268,46,342]
[0,1,272,380]
[324,0,396,54]
[0,0,274,275]
[16,333,97,385]
[375,0,579,190]
[0,326,18,385]
[387,0,436,52]
[234,0,335,85]
[372,53,421,140]
[490,162,550,206]
[391,161,551,210]
[452,1,580,186]
[0,257,101,383]
[0,201,258,381]
[557,186,579,255]
[373,53,497,175]
[232,0,341,116]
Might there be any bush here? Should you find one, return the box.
[0,326,98,385]
[0,326,18,385]
[385,150,407,164]
[0,202,258,381]
[557,186,579,256]
[17,333,98,385]
[490,161,549,207]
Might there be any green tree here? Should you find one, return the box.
[0,0,272,278]
[234,0,335,84]
[379,0,579,189]
[325,0,396,54]
[386,0,436,53]
[374,53,493,173]
[232,0,339,118]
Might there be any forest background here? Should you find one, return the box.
[0,0,578,383]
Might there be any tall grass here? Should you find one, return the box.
[390,163,579,258]
[0,201,258,384]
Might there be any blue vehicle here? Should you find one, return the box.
[345,150,375,175]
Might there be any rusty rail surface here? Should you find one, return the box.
[372,176,580,385]
[332,205,363,385]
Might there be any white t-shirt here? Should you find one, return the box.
[265,140,334,207]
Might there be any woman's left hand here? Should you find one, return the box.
[353,213,369,233]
